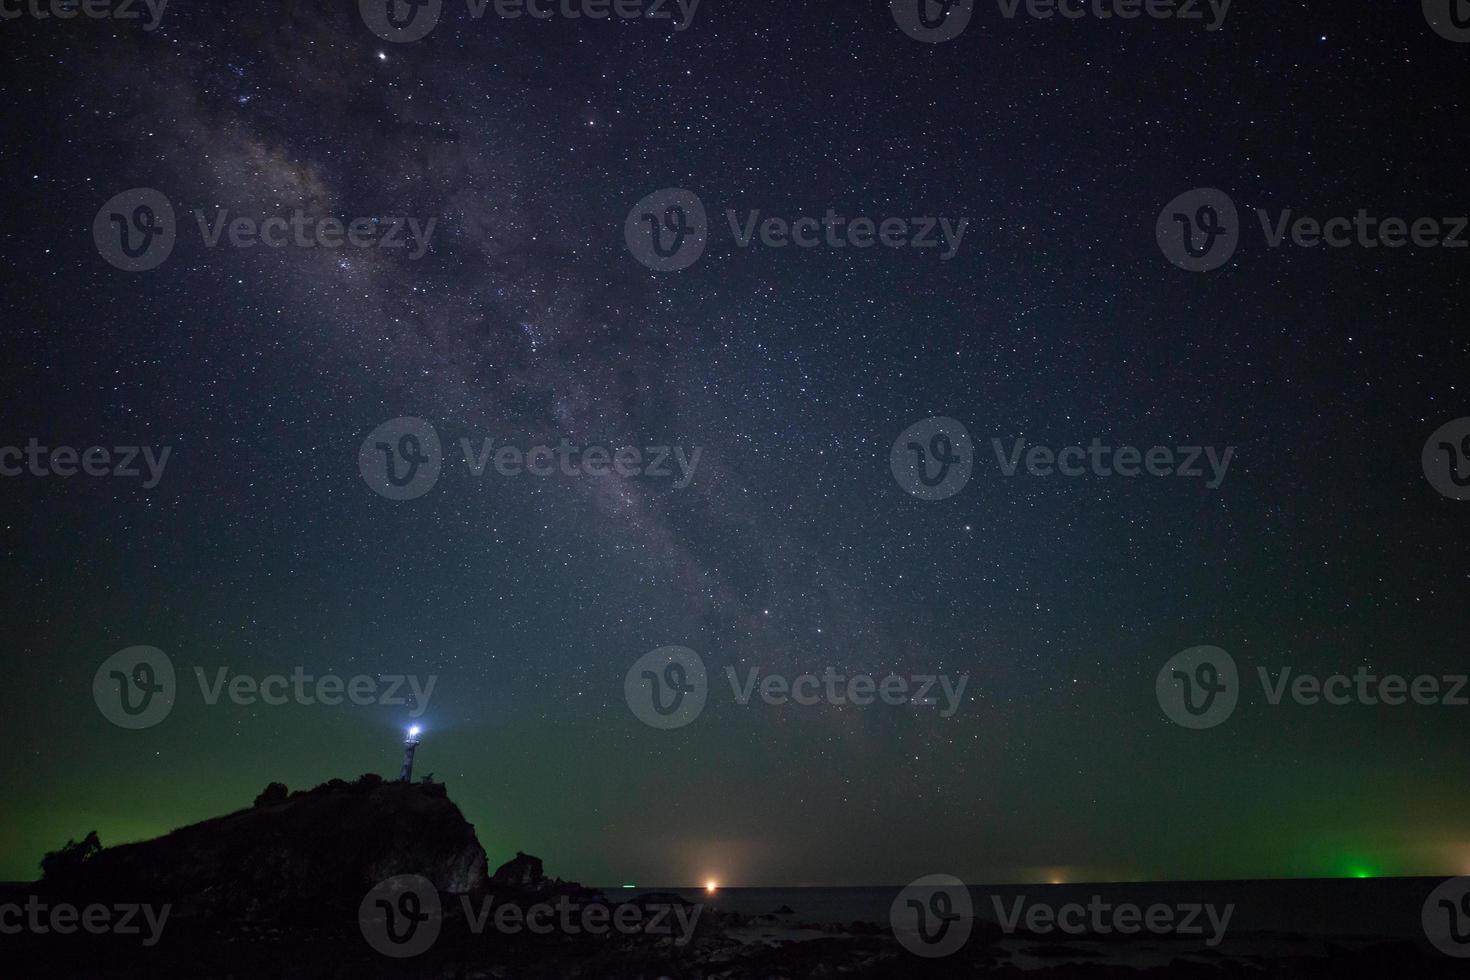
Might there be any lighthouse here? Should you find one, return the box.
[398,726,422,782]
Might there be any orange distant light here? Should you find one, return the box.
[705,880,719,894]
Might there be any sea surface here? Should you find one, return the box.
[611,876,1447,942]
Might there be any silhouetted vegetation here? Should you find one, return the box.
[252,782,289,807]
[39,831,101,882]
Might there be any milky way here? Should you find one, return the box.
[3,0,1469,887]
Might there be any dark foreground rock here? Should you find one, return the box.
[6,786,1465,979]
[1,907,1463,980]
[36,775,486,921]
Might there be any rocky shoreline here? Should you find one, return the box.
[3,778,1462,978]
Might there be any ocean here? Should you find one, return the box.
[614,876,1448,942]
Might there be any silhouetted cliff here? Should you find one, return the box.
[40,774,486,921]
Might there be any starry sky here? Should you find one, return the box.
[2,0,1469,887]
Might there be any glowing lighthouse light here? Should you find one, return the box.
[399,726,423,782]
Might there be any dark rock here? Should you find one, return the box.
[40,778,486,921]
[490,850,546,890]
[627,890,698,908]
[39,831,101,883]
[252,782,288,808]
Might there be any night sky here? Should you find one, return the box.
[2,0,1469,888]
